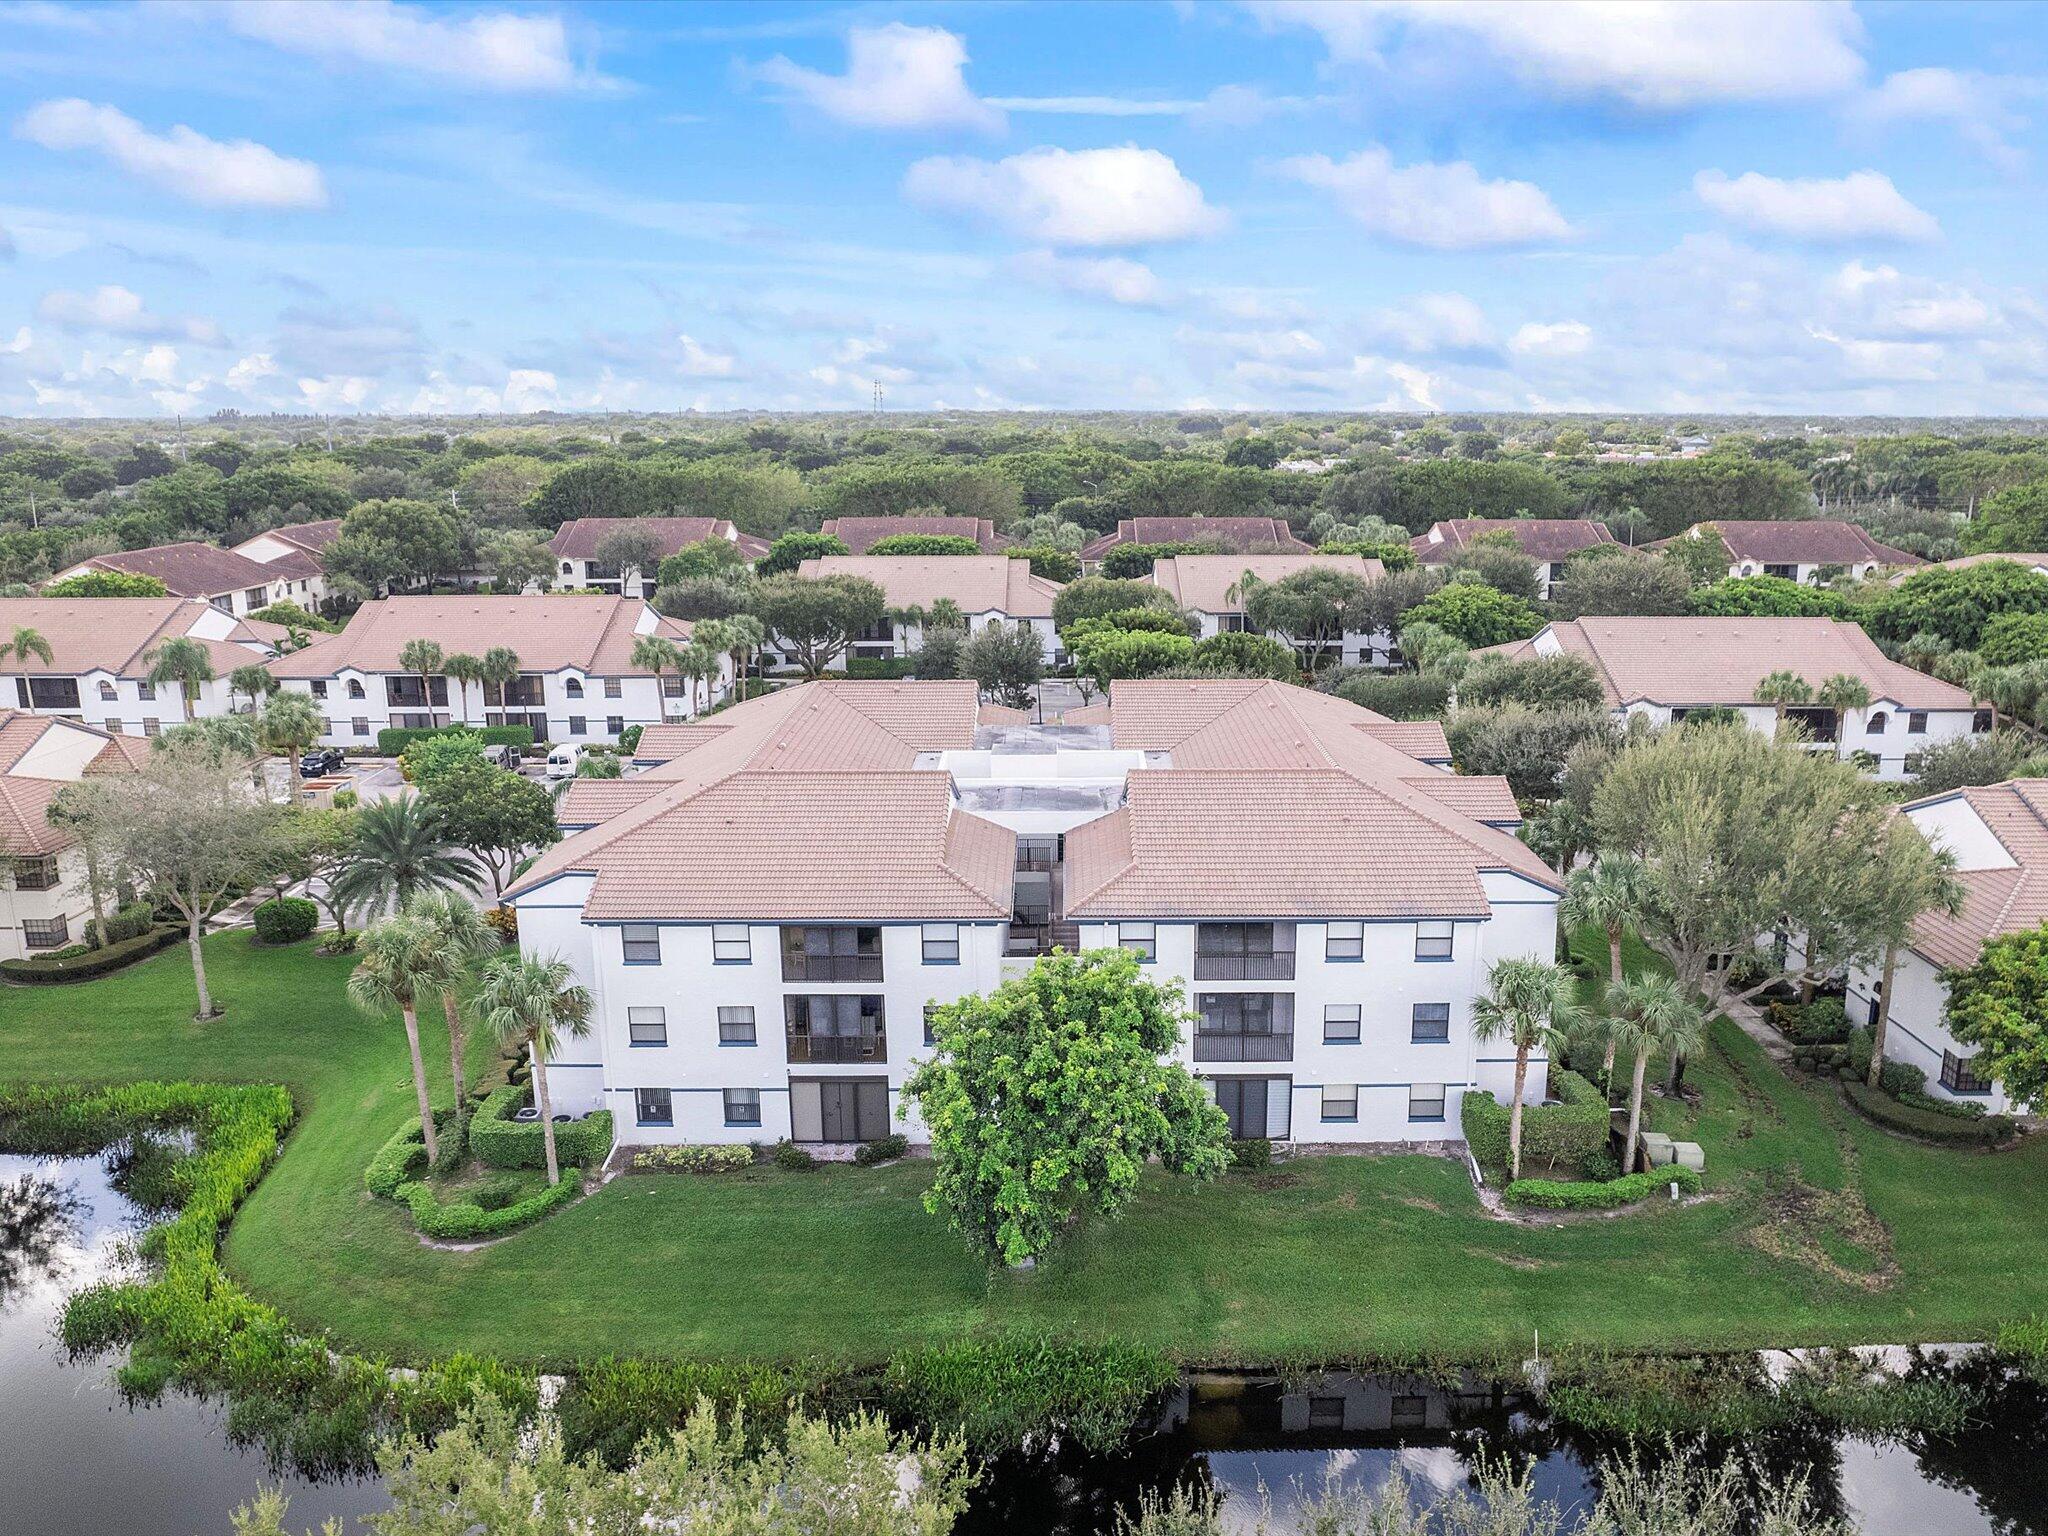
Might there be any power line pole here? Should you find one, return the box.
[872,380,883,414]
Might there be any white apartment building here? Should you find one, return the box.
[0,711,147,959]
[1409,519,1617,599]
[784,555,1062,667]
[0,596,276,735]
[232,518,343,613]
[1656,520,1920,585]
[547,518,768,599]
[266,593,729,749]
[507,678,1560,1150]
[1490,616,1986,780]
[1845,779,2048,1114]
[47,541,298,618]
[1147,553,1390,668]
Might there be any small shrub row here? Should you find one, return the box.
[252,897,319,945]
[1842,1080,2017,1144]
[635,1143,755,1173]
[102,901,157,945]
[843,655,917,680]
[879,1334,1177,1457]
[557,1356,828,1469]
[772,1139,816,1171]
[391,1172,580,1240]
[0,925,178,983]
[468,1082,615,1170]
[374,724,533,757]
[1767,997,1851,1045]
[363,1117,429,1196]
[1460,1073,1610,1178]
[1505,1165,1703,1210]
[853,1133,908,1166]
[1899,1088,1987,1119]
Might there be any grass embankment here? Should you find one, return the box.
[4,931,2046,1367]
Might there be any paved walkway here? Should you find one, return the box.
[1721,991,1795,1065]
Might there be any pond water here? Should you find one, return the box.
[3,1147,2043,1536]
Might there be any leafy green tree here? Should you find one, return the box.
[1964,480,2048,553]
[655,571,756,621]
[904,949,1230,1266]
[1402,582,1542,648]
[455,454,551,524]
[1445,705,1617,800]
[1072,629,1196,691]
[1242,566,1375,670]
[1006,546,1080,584]
[1456,653,1605,711]
[1550,553,1692,618]
[1098,541,1221,580]
[1908,731,2048,795]
[756,530,851,577]
[476,530,553,594]
[248,600,334,633]
[912,621,965,680]
[657,538,750,585]
[866,533,983,556]
[324,499,465,596]
[1562,856,1652,1082]
[45,776,122,948]
[959,623,1044,709]
[1659,526,1734,587]
[1980,611,2048,666]
[1326,668,1452,719]
[400,729,490,786]
[42,569,169,597]
[289,803,359,938]
[1445,540,1542,602]
[347,914,446,1165]
[1050,576,1175,635]
[259,689,323,804]
[1868,561,2048,651]
[1471,958,1586,1180]
[1187,630,1300,680]
[331,793,479,917]
[223,461,354,523]
[475,951,593,1185]
[751,573,887,678]
[1688,575,1847,618]
[145,635,216,715]
[1946,925,2048,1109]
[590,525,669,590]
[1605,975,1705,1175]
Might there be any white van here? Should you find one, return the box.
[543,744,585,781]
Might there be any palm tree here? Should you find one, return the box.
[146,636,217,721]
[1752,669,1813,737]
[408,890,498,1113]
[474,951,593,1186]
[673,641,719,716]
[260,688,324,804]
[347,916,445,1165]
[227,663,277,714]
[443,652,484,727]
[1471,958,1587,1181]
[1815,673,1871,747]
[478,646,520,725]
[691,620,733,706]
[330,793,479,919]
[1607,975,1705,1172]
[631,635,682,716]
[397,639,445,724]
[926,598,966,632]
[1,625,54,672]
[1561,857,1652,1085]
[722,613,766,697]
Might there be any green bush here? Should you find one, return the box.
[1007,546,1080,584]
[1878,1058,1927,1098]
[843,655,917,680]
[374,724,533,757]
[1842,1080,2018,1143]
[1899,1089,1986,1119]
[635,1143,755,1173]
[1460,1074,1609,1177]
[392,1172,580,1239]
[1327,669,1453,721]
[557,1356,821,1468]
[865,533,982,556]
[1227,1137,1272,1170]
[616,724,643,755]
[0,926,177,984]
[880,1334,1176,1456]
[251,897,318,945]
[364,1117,429,1197]
[1505,1165,1703,1209]
[772,1139,816,1171]
[468,1082,614,1170]
[100,901,157,945]
[853,1133,908,1166]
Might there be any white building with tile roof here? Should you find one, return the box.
[785,555,1063,667]
[0,711,146,959]
[1147,553,1390,667]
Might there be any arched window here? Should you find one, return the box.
[565,677,584,698]
[1866,711,1888,734]
[347,678,365,699]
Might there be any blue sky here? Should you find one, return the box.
[1,0,2046,418]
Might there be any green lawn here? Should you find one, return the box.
[5,932,2048,1367]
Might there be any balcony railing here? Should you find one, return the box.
[1007,920,1081,957]
[1193,952,1296,981]
[786,1027,888,1064]
[781,953,885,982]
[1192,1029,1295,1063]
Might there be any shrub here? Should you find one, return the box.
[374,724,533,758]
[1327,669,1453,720]
[0,926,177,984]
[364,1117,430,1196]
[635,1143,755,1173]
[843,655,918,680]
[772,1139,816,1171]
[865,533,982,557]
[251,897,318,945]
[854,1133,908,1166]
[102,901,156,945]
[468,1082,615,1170]
[482,906,518,944]
[1899,1089,1986,1119]
[880,1334,1176,1456]
[1098,541,1219,580]
[557,1356,820,1468]
[1842,1080,2017,1143]
[392,1171,580,1239]
[1187,630,1300,680]
[1228,1137,1272,1170]
[1008,546,1079,584]
[1877,1058,1928,1098]
[1505,1166,1703,1209]
[1460,1074,1610,1178]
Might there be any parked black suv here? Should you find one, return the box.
[299,747,347,776]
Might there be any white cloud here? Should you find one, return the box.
[226,352,278,391]
[754,24,1003,132]
[1849,68,2033,171]
[1806,326,1944,381]
[903,145,1224,248]
[1368,292,1493,353]
[214,0,593,91]
[1279,146,1572,249]
[1509,319,1593,356]
[0,327,30,355]
[1245,1,1866,110]
[675,334,737,377]
[1012,249,1165,307]
[38,285,222,343]
[1694,168,1940,243]
[296,374,375,409]
[501,369,559,412]
[1827,261,1993,337]
[16,99,327,210]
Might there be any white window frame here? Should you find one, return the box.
[1326,921,1364,961]
[627,1006,667,1046]
[712,924,751,963]
[717,1005,756,1045]
[1323,1004,1361,1044]
[1118,922,1157,962]
[921,922,961,964]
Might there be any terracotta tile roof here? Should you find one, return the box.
[65,541,281,599]
[1403,774,1521,823]
[629,720,734,764]
[1411,519,1616,564]
[0,711,54,773]
[267,595,694,679]
[1080,517,1312,561]
[1910,552,2048,580]
[252,546,325,581]
[1658,519,1920,567]
[0,776,67,856]
[0,597,275,680]
[1148,553,1384,613]
[555,780,664,824]
[268,519,344,552]
[0,710,138,855]
[795,555,1062,618]
[546,517,769,562]
[1359,720,1451,760]
[87,733,152,773]
[819,516,1001,553]
[1904,779,2048,970]
[1498,617,1974,711]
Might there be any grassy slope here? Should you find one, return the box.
[5,932,2047,1367]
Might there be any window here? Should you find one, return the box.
[1323,1004,1361,1044]
[560,561,573,576]
[923,1004,939,1046]
[607,716,624,736]
[1195,993,1294,1062]
[1411,1003,1451,1042]
[1941,1050,1992,1095]
[1908,711,1928,735]
[1321,1084,1358,1122]
[568,716,587,737]
[1974,709,1994,733]
[97,680,116,701]
[724,1088,761,1126]
[23,915,69,949]
[1408,1083,1446,1122]
[1117,922,1157,962]
[604,677,622,699]
[1764,563,1798,581]
[352,717,370,737]
[311,680,328,699]
[627,1007,667,1046]
[565,678,584,698]
[785,995,887,1062]
[662,676,686,698]
[1866,711,1887,734]
[718,1006,756,1045]
[635,1088,673,1126]
[621,924,661,964]
[921,923,960,964]
[1414,921,1454,961]
[1194,921,1296,980]
[713,924,751,963]
[1306,1396,1345,1429]
[780,925,880,980]
[141,719,160,737]
[347,678,365,699]
[12,856,59,891]
[1325,920,1363,961]
[135,679,156,702]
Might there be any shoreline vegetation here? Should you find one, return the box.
[6,932,2048,1472]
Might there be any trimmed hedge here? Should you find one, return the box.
[391,1172,581,1239]
[843,655,917,680]
[1,926,178,984]
[374,724,533,757]
[1506,1165,1704,1210]
[469,1082,615,1170]
[853,1133,908,1166]
[1460,1071,1610,1177]
[364,1116,429,1196]
[252,897,318,945]
[636,1143,754,1173]
[1843,1080,2018,1144]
